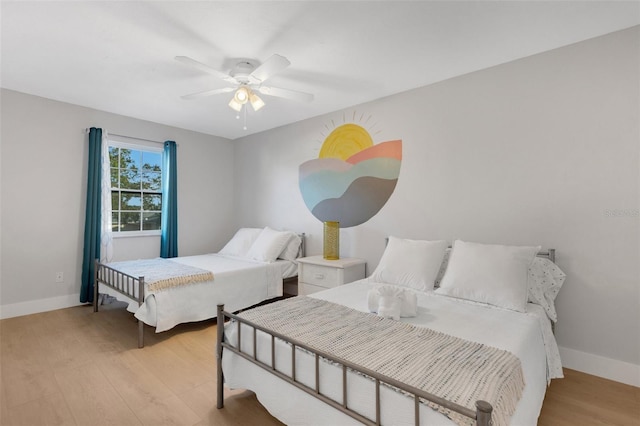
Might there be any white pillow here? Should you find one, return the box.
[279,232,302,261]
[218,228,263,257]
[436,249,566,319]
[369,236,448,291]
[246,227,293,263]
[527,257,566,322]
[436,240,541,312]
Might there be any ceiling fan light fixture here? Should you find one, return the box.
[249,91,265,111]
[177,54,314,122]
[233,86,249,104]
[228,97,243,112]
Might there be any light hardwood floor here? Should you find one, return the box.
[1,303,638,426]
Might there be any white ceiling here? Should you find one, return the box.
[2,1,639,140]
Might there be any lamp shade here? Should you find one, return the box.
[228,98,243,112]
[234,87,249,104]
[249,92,265,111]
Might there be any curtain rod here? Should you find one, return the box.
[84,128,169,145]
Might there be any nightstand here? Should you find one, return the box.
[297,255,366,296]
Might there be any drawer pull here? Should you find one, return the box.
[314,273,325,280]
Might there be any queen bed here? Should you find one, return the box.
[217,238,566,425]
[94,227,305,347]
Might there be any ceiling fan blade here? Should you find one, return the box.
[258,86,314,103]
[249,54,290,83]
[175,56,237,84]
[181,87,235,100]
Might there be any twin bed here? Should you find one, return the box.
[94,227,304,347]
[217,237,566,426]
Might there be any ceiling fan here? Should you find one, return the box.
[175,54,314,112]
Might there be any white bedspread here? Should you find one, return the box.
[222,280,562,425]
[102,253,289,332]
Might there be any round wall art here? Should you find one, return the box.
[299,117,402,228]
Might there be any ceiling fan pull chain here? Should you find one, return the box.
[243,104,248,130]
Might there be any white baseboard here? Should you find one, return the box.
[559,346,640,387]
[0,293,84,320]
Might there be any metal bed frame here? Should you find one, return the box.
[216,248,556,426]
[216,305,493,426]
[93,260,146,347]
[93,233,306,348]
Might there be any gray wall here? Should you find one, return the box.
[0,89,235,310]
[232,27,639,383]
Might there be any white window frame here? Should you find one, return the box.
[108,140,163,238]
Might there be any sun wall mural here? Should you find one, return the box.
[299,117,402,228]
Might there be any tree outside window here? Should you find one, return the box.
[109,145,162,233]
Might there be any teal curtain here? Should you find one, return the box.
[80,127,102,303]
[160,141,178,258]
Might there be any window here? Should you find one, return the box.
[109,143,162,234]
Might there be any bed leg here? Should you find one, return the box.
[475,400,492,426]
[217,304,225,409]
[138,277,145,348]
[137,320,144,348]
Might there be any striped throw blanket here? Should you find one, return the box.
[107,258,214,292]
[237,297,524,426]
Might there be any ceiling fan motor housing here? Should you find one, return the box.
[232,61,256,84]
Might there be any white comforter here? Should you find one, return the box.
[222,280,562,425]
[102,253,288,332]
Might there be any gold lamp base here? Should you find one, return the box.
[323,221,340,260]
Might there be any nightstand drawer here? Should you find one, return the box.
[301,263,339,288]
[298,282,328,296]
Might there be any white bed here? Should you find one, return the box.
[218,238,566,426]
[95,227,304,347]
[102,254,295,332]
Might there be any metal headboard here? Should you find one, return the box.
[383,237,556,263]
[298,232,306,258]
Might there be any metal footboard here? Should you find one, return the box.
[94,260,146,348]
[216,304,493,426]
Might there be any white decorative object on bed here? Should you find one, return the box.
[94,228,305,347]
[368,284,418,318]
[217,240,563,426]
